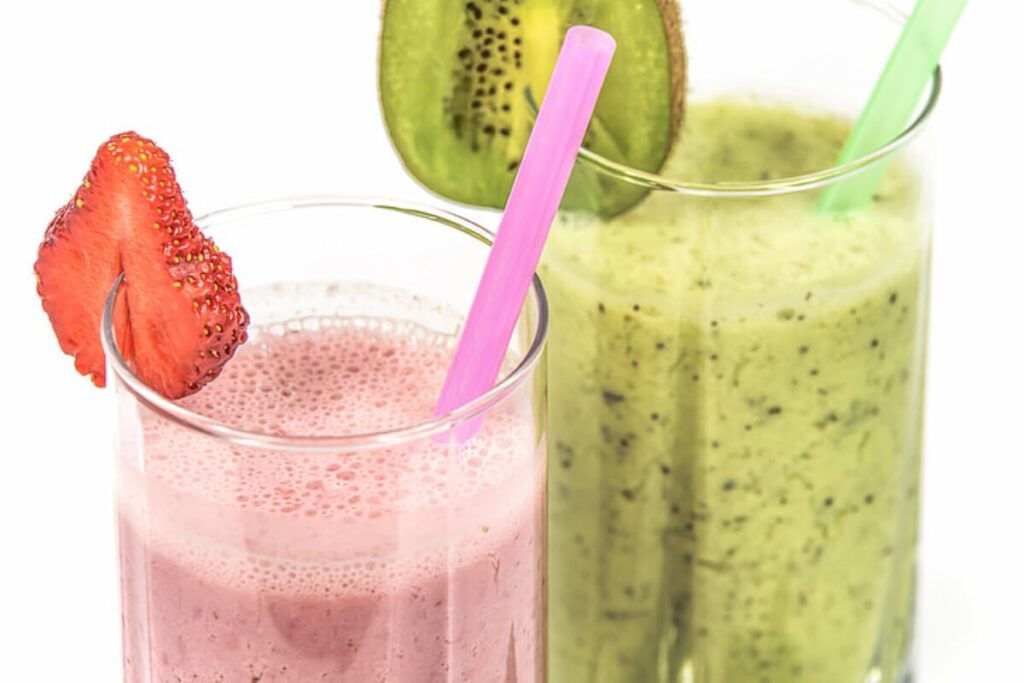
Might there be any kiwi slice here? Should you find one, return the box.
[379,0,685,216]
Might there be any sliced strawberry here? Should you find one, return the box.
[35,132,249,399]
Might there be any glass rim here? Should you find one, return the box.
[573,0,942,198]
[100,195,549,452]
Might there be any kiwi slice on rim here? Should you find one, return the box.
[379,0,686,216]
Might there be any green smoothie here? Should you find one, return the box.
[542,100,927,682]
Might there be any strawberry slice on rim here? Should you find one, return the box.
[34,132,249,399]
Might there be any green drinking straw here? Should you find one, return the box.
[820,0,968,213]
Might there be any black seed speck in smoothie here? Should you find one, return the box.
[602,390,625,405]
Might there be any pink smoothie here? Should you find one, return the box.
[117,300,545,682]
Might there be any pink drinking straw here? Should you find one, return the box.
[435,26,617,440]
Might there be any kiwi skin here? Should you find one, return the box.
[379,0,687,217]
[660,0,687,142]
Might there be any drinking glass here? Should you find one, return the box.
[105,198,548,682]
[542,1,936,681]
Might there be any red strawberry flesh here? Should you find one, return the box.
[35,132,249,399]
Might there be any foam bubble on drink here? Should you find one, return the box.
[185,315,448,434]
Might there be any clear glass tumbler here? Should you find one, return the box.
[105,198,548,682]
[542,1,936,681]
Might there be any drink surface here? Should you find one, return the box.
[118,283,544,682]
[543,100,927,682]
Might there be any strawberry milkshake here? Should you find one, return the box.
[116,283,546,682]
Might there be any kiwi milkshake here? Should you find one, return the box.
[542,100,928,682]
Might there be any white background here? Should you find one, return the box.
[1,1,1020,680]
